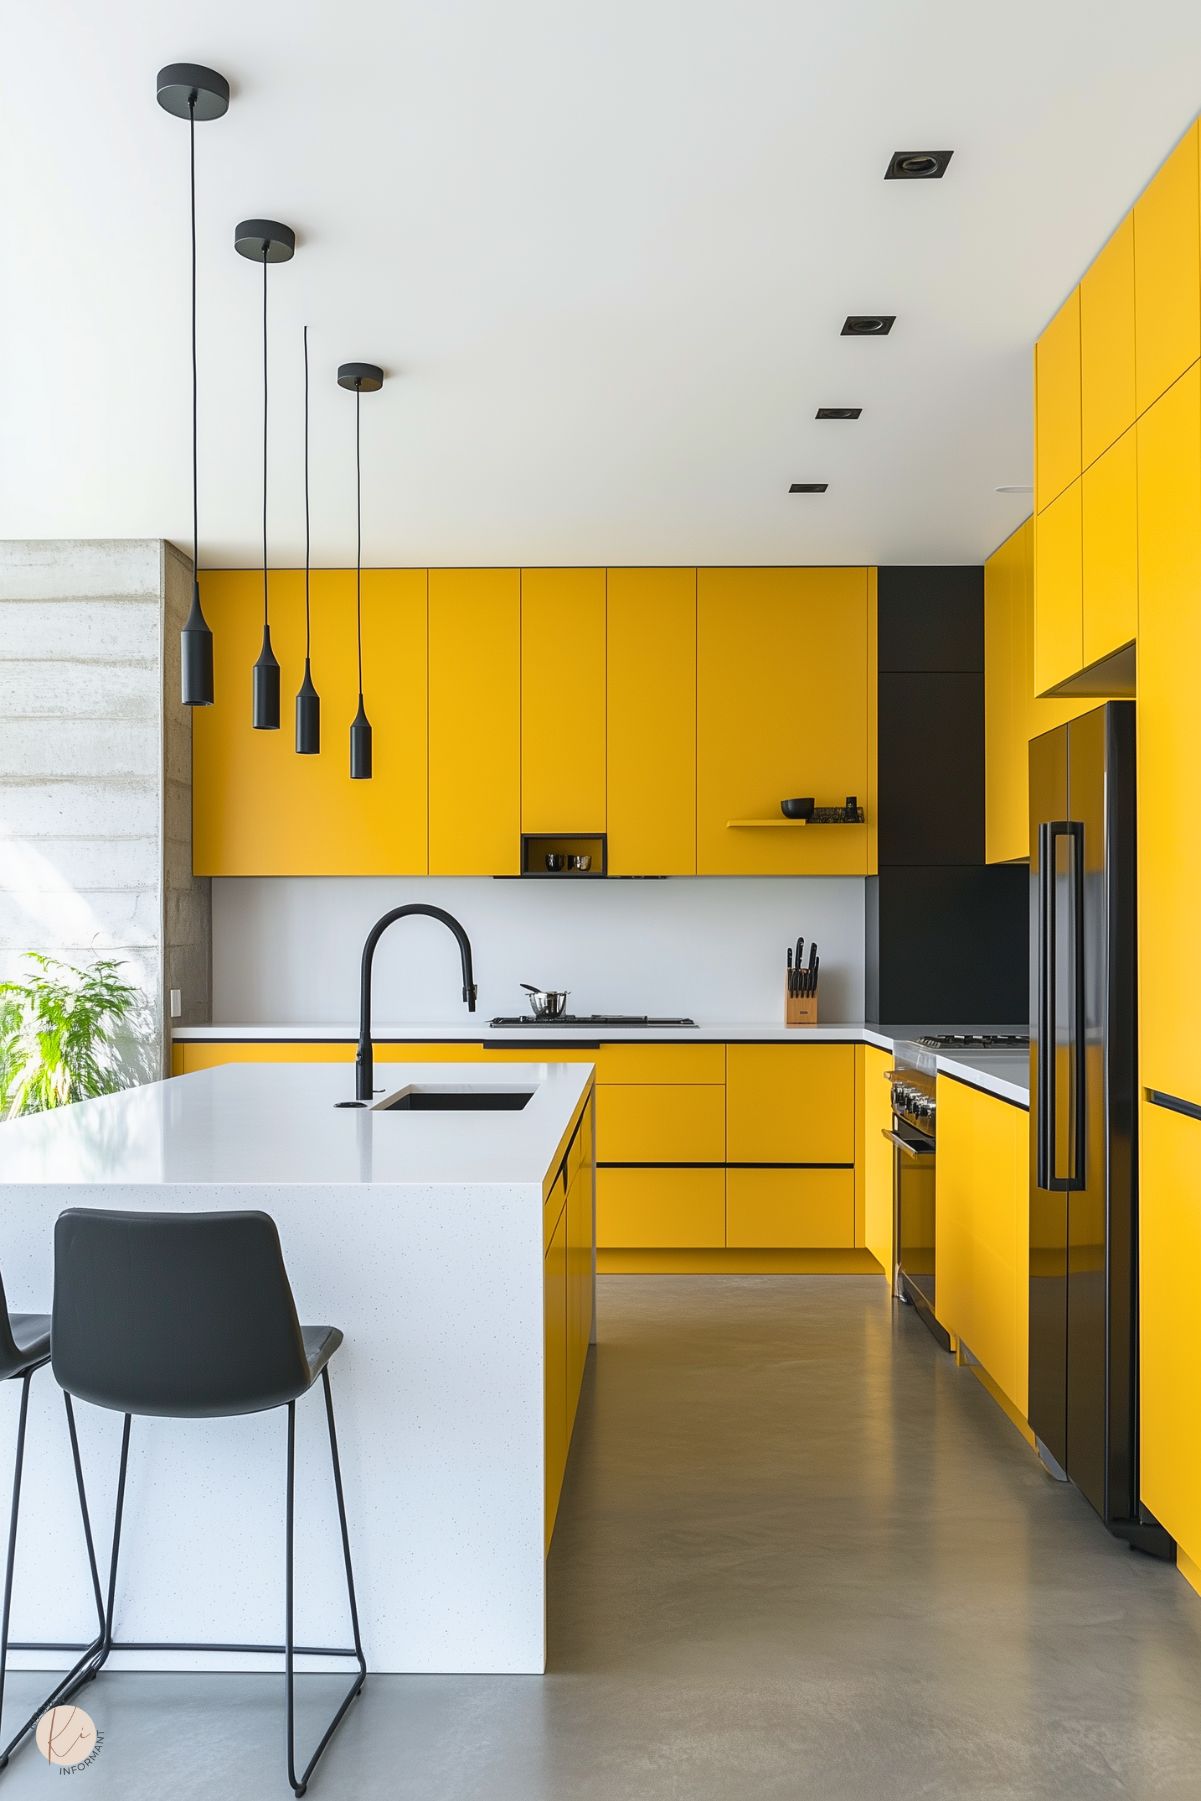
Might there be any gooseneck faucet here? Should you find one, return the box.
[356,905,477,1102]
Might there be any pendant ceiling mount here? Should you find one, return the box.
[234,220,296,264]
[155,63,229,122]
[337,363,384,392]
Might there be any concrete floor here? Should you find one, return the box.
[5,1275,1201,1799]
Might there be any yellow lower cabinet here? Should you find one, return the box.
[596,1084,725,1163]
[597,1168,726,1249]
[1140,1098,1201,1580]
[726,1168,855,1249]
[566,1163,592,1404]
[726,1044,855,1165]
[935,1077,1029,1416]
[544,1198,568,1553]
[175,1042,356,1073]
[858,1044,895,1270]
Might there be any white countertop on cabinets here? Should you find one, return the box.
[0,1060,593,1189]
[935,1048,1030,1107]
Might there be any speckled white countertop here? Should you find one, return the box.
[0,1060,594,1188]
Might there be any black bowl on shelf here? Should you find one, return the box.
[780,797,815,820]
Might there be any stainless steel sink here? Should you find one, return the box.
[376,1087,534,1113]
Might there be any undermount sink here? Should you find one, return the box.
[377,1087,535,1113]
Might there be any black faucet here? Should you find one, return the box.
[355,905,477,1102]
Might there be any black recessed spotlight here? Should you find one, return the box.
[842,315,895,336]
[886,150,953,181]
[816,406,862,420]
[789,482,828,493]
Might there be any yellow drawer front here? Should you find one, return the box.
[597,1084,725,1164]
[595,1043,725,1084]
[726,1044,855,1165]
[597,1168,726,1248]
[178,1042,355,1072]
[726,1168,855,1249]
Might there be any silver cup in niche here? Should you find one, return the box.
[545,853,566,871]
[568,854,592,871]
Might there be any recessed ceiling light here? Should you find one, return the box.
[994,484,1033,494]
[816,406,862,420]
[789,482,828,493]
[841,315,895,336]
[885,150,953,181]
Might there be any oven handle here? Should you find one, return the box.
[881,1129,934,1159]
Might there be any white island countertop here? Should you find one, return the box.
[0,1060,597,1677]
[0,1059,594,1189]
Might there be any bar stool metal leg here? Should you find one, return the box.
[0,1380,106,1768]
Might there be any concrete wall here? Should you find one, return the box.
[0,540,210,1081]
[211,874,866,1026]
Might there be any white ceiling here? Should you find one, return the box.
[3,2,1201,569]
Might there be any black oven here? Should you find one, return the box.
[884,1066,946,1349]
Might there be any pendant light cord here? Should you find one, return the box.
[355,384,363,699]
[189,97,198,583]
[303,325,310,658]
[261,248,269,632]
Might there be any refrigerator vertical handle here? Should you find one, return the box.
[1037,820,1086,1194]
[1036,821,1054,1190]
[1066,818,1086,1192]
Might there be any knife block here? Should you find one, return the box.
[785,980,818,1027]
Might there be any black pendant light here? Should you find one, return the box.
[235,219,296,730]
[295,326,320,754]
[337,363,384,780]
[157,64,229,707]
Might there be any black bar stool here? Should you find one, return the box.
[52,1208,366,1796]
[0,1270,105,1768]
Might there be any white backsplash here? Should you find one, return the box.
[211,876,866,1026]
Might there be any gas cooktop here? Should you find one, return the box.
[488,1014,697,1028]
[915,1032,1029,1050]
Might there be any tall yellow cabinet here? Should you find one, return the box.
[606,569,696,874]
[521,569,606,833]
[428,570,521,875]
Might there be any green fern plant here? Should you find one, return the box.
[0,954,143,1119]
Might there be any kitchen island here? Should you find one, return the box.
[0,1059,595,1675]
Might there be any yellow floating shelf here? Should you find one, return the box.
[726,818,807,828]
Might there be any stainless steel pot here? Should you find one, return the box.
[521,983,570,1018]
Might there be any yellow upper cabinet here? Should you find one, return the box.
[606,569,696,874]
[193,569,428,876]
[1032,479,1083,695]
[520,569,606,833]
[984,522,1026,864]
[428,569,521,874]
[1034,289,1081,512]
[1080,215,1136,469]
[696,568,871,875]
[1134,122,1201,417]
[1137,362,1201,1104]
[1081,427,1138,668]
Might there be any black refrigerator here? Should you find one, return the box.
[1028,701,1169,1554]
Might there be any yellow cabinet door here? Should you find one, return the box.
[567,1161,593,1404]
[520,569,606,832]
[1137,363,1201,1102]
[1139,1098,1201,1574]
[597,1168,726,1248]
[1033,480,1083,695]
[726,1044,856,1165]
[607,569,696,874]
[1034,289,1081,512]
[1080,214,1136,468]
[428,570,520,874]
[935,1077,1029,1415]
[858,1045,895,1268]
[596,1084,725,1163]
[696,568,871,875]
[193,570,428,876]
[1134,122,1201,417]
[544,1198,568,1551]
[726,1168,854,1248]
[1082,428,1138,667]
[984,523,1025,864]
